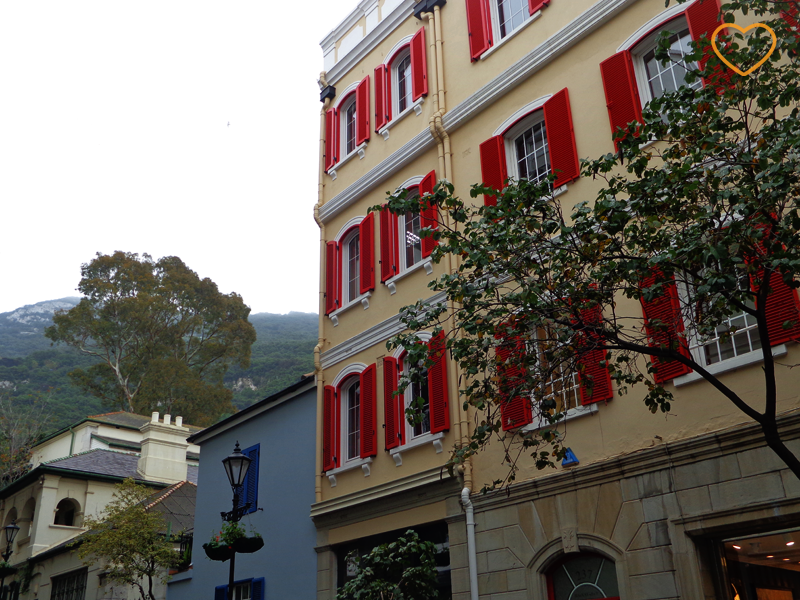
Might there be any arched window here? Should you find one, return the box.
[341,94,358,158]
[374,28,428,133]
[325,216,375,319]
[341,227,361,305]
[19,498,35,539]
[340,376,361,464]
[54,498,80,527]
[392,49,413,116]
[546,553,620,600]
[400,351,430,439]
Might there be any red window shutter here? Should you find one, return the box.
[495,331,533,431]
[748,232,800,346]
[543,88,580,189]
[640,270,693,382]
[575,305,613,404]
[782,2,800,34]
[374,64,390,131]
[322,385,337,471]
[427,331,450,433]
[360,364,378,458]
[600,51,642,151]
[465,0,492,61]
[359,213,375,294]
[419,170,438,258]
[355,76,370,146]
[528,0,550,15]
[383,357,401,450]
[686,0,729,88]
[324,108,339,172]
[411,27,428,101]
[479,136,508,206]
[379,207,398,282]
[325,241,340,315]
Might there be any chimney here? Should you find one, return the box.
[137,412,190,484]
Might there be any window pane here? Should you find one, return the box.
[409,367,431,438]
[549,554,620,600]
[404,211,423,267]
[348,234,360,301]
[514,120,551,185]
[345,102,357,154]
[643,29,701,102]
[347,381,361,460]
[397,55,412,113]
[497,0,529,38]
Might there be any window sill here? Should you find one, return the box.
[378,97,425,141]
[674,344,788,387]
[389,432,444,466]
[479,10,543,62]
[50,524,82,530]
[329,292,371,327]
[327,456,373,487]
[328,142,367,181]
[385,259,433,295]
[522,402,598,432]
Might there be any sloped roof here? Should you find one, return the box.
[42,449,199,484]
[145,480,197,533]
[88,412,203,433]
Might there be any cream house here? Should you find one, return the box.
[312,0,800,598]
[0,412,197,600]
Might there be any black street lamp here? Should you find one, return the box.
[220,442,252,600]
[0,521,19,600]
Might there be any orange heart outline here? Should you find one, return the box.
[711,22,777,76]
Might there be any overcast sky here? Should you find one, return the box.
[0,1,356,316]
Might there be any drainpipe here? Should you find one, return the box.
[422,12,446,179]
[461,487,479,600]
[314,72,331,504]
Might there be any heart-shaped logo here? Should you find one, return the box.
[712,23,777,76]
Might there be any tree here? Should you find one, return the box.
[45,252,256,426]
[76,478,178,600]
[379,1,800,490]
[336,530,440,600]
[0,390,52,485]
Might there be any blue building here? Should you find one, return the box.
[167,375,317,600]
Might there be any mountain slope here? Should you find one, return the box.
[0,298,318,430]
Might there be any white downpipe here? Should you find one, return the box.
[461,487,479,600]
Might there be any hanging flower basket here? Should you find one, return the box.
[232,536,264,554]
[202,543,233,562]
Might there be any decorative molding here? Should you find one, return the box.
[331,363,368,388]
[325,0,417,86]
[493,95,551,136]
[328,291,372,328]
[320,293,446,369]
[389,432,444,466]
[319,0,640,224]
[384,35,415,66]
[385,258,434,295]
[320,129,434,222]
[310,465,454,519]
[335,216,365,241]
[617,1,688,52]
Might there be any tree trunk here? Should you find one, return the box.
[761,419,800,481]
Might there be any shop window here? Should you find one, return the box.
[547,553,620,599]
[723,527,800,600]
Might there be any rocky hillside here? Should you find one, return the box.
[0,298,317,430]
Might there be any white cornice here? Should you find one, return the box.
[310,465,452,518]
[320,292,446,369]
[318,0,639,224]
[325,0,417,86]
[320,129,434,222]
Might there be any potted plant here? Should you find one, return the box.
[232,525,263,554]
[203,521,245,562]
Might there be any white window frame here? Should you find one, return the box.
[388,333,445,466]
[232,582,251,600]
[398,187,425,272]
[391,47,413,119]
[673,273,789,386]
[339,375,362,466]
[504,109,551,185]
[341,226,361,306]
[328,218,371,327]
[491,0,532,41]
[630,16,700,108]
[340,93,358,160]
[377,37,425,141]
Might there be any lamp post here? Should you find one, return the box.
[0,521,19,600]
[221,442,251,600]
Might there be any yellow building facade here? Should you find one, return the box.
[313,1,800,598]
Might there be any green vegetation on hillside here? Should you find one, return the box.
[0,300,317,432]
